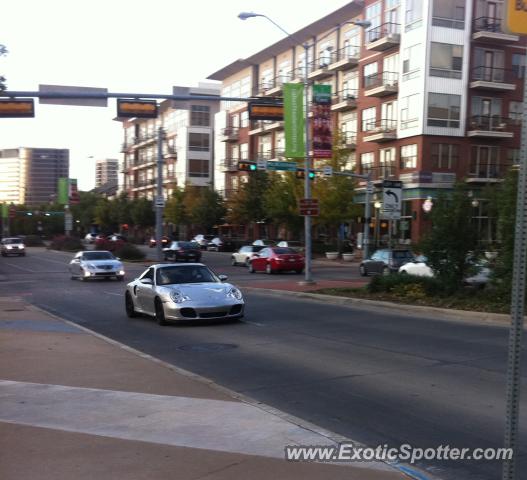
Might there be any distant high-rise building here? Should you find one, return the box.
[95,158,119,188]
[0,148,69,206]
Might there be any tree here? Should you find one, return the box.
[263,172,303,239]
[130,198,155,229]
[0,44,7,92]
[70,191,101,232]
[227,172,270,225]
[419,183,479,292]
[164,187,188,237]
[491,169,518,296]
[191,187,226,232]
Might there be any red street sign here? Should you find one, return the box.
[300,207,319,216]
[299,198,319,206]
[299,198,319,216]
[8,206,16,219]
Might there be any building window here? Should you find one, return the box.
[188,132,210,151]
[431,143,458,169]
[240,143,248,160]
[430,43,463,79]
[427,93,461,128]
[361,152,375,175]
[362,107,377,131]
[402,44,421,80]
[400,144,417,169]
[240,111,249,128]
[188,159,209,178]
[432,0,465,29]
[380,147,396,178]
[509,101,522,124]
[400,94,419,129]
[190,105,210,127]
[405,0,423,29]
[363,61,378,88]
[365,2,382,43]
[470,146,500,178]
[507,149,520,166]
[512,53,525,79]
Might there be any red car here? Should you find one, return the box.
[249,247,304,274]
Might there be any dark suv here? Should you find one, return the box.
[163,241,202,262]
[359,249,414,276]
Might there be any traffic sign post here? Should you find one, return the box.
[501,6,527,480]
[266,161,297,172]
[256,158,267,170]
[299,198,319,216]
[323,165,333,177]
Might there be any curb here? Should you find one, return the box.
[240,287,517,327]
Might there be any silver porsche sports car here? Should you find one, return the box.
[124,263,245,325]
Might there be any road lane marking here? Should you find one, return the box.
[4,262,35,272]
[105,292,122,296]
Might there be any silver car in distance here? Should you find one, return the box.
[69,250,125,281]
[125,263,245,325]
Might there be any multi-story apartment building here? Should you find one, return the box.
[0,147,69,206]
[95,158,119,188]
[209,0,524,245]
[119,84,220,200]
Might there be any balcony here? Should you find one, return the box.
[133,133,157,147]
[263,120,285,132]
[364,72,398,97]
[365,23,400,51]
[265,74,293,96]
[163,146,177,159]
[472,17,519,43]
[327,46,360,72]
[466,163,513,183]
[248,121,267,136]
[307,58,332,81]
[470,66,516,91]
[336,132,357,150]
[133,178,157,190]
[467,116,514,138]
[331,90,357,112]
[220,158,239,172]
[220,127,240,142]
[364,166,397,182]
[363,119,397,143]
[258,81,275,96]
[289,67,304,83]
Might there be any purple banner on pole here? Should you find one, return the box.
[312,84,332,159]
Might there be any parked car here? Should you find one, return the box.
[163,241,202,262]
[206,237,223,252]
[398,255,491,287]
[124,263,245,325]
[276,240,304,252]
[108,234,128,242]
[149,236,170,248]
[1,237,26,257]
[94,234,108,247]
[359,249,415,276]
[69,250,125,281]
[249,247,304,274]
[252,239,276,247]
[231,245,265,266]
[84,232,98,244]
[193,234,215,249]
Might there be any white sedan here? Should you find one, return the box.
[399,258,491,286]
[69,250,125,281]
[125,263,244,325]
[231,245,264,266]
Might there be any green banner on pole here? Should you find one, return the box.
[57,178,69,204]
[1,204,8,219]
[284,83,305,158]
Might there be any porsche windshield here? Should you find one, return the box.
[156,265,218,285]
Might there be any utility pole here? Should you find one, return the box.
[155,127,165,263]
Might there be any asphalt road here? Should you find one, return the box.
[1,247,526,480]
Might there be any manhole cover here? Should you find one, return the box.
[178,343,238,353]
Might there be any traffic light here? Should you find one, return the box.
[238,161,257,172]
[295,168,315,180]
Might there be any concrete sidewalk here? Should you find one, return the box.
[0,296,413,480]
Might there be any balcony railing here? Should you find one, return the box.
[330,45,360,64]
[364,71,398,89]
[332,89,358,103]
[471,66,515,85]
[473,16,503,33]
[364,119,397,132]
[468,115,512,132]
[361,165,397,181]
[337,131,357,148]
[135,178,157,188]
[365,22,400,44]
[468,162,513,180]
[220,158,240,172]
[220,126,240,141]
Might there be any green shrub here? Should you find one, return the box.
[24,235,44,246]
[49,235,83,251]
[115,243,145,261]
[367,274,446,297]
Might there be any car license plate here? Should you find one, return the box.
[289,258,295,262]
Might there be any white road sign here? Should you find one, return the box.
[323,165,333,177]
[381,180,402,220]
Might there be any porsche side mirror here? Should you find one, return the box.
[140,278,153,285]
[218,275,228,282]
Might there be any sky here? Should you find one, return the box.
[0,0,351,190]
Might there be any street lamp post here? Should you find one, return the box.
[239,12,370,283]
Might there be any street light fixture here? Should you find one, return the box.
[239,12,370,284]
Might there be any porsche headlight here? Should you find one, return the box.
[170,290,190,303]
[227,287,243,301]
